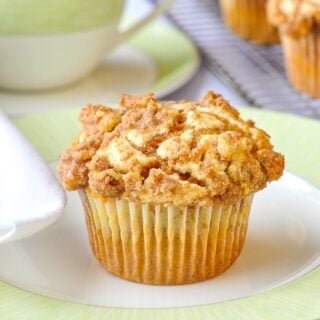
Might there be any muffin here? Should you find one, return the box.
[268,0,320,97]
[58,92,284,285]
[219,0,280,44]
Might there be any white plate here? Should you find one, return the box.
[0,169,320,308]
[0,23,199,117]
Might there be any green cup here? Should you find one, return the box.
[0,0,125,34]
[0,0,174,90]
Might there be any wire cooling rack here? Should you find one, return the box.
[164,0,320,119]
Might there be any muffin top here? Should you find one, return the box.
[268,0,320,37]
[58,92,284,207]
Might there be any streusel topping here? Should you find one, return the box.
[268,0,320,37]
[58,92,284,206]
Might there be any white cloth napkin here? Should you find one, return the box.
[0,112,66,243]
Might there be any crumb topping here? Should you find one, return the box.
[58,92,284,207]
[268,0,320,37]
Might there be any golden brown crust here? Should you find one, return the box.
[58,92,284,207]
[268,0,320,37]
[58,104,120,190]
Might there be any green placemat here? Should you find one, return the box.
[0,107,319,320]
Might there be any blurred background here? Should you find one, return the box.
[1,0,320,119]
[0,0,320,118]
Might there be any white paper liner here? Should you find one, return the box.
[79,190,254,285]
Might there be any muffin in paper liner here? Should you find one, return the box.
[268,0,320,97]
[80,189,254,285]
[219,0,279,44]
[58,91,284,285]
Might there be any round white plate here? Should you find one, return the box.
[2,107,320,318]
[0,23,199,116]
[0,169,319,309]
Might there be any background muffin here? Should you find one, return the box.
[58,92,284,285]
[219,0,280,44]
[268,0,320,97]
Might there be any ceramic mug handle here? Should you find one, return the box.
[116,0,175,44]
[0,222,16,244]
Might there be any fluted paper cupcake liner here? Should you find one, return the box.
[281,32,320,98]
[219,0,279,44]
[79,190,254,285]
